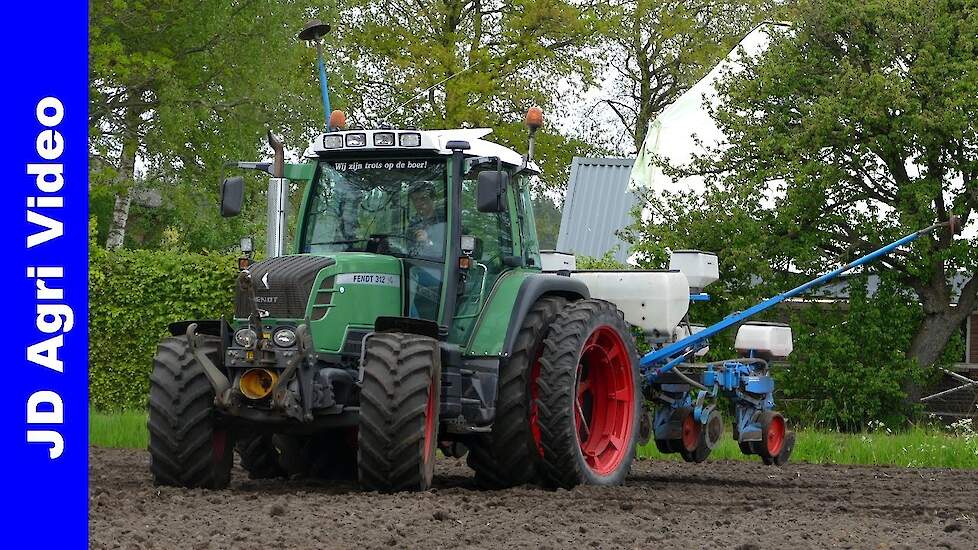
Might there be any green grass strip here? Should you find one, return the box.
[638,427,978,469]
[90,409,978,469]
[90,409,148,449]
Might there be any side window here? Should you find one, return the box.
[459,174,512,278]
[517,184,540,266]
[451,170,515,340]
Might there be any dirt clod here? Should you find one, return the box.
[265,503,285,517]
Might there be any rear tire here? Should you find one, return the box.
[358,332,441,492]
[467,296,567,488]
[148,336,232,489]
[535,300,641,488]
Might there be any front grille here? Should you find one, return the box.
[342,329,371,356]
[235,256,335,319]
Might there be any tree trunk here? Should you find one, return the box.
[105,188,134,250]
[908,311,963,369]
[104,107,140,250]
[908,266,976,370]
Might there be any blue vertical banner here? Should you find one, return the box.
[4,2,89,547]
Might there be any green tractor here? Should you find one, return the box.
[147,21,642,492]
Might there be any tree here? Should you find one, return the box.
[781,275,929,430]
[332,0,603,192]
[597,0,772,152]
[637,0,978,372]
[89,0,324,249]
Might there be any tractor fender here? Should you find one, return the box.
[501,274,589,357]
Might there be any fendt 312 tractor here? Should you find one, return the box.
[148,19,963,492]
[149,92,646,491]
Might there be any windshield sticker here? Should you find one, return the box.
[333,160,429,171]
[335,273,401,287]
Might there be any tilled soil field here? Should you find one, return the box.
[90,446,977,549]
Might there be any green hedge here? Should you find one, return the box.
[89,247,238,410]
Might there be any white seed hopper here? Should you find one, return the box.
[734,322,793,360]
[571,270,690,337]
[668,250,719,291]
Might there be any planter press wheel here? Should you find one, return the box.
[757,411,786,462]
[679,408,700,453]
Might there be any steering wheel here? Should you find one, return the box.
[367,233,408,255]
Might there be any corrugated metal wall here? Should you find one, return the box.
[556,157,638,263]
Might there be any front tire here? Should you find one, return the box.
[148,336,233,489]
[358,332,441,492]
[535,300,641,489]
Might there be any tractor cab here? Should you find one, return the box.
[297,127,542,336]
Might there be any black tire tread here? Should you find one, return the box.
[148,336,232,489]
[535,299,640,489]
[357,332,440,492]
[467,296,568,488]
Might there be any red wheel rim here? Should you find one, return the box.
[423,377,437,465]
[212,429,227,463]
[529,357,544,457]
[574,325,635,476]
[681,412,700,452]
[766,414,785,457]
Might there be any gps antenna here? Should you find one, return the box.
[298,19,333,129]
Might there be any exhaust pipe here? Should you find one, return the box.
[239,368,279,400]
[266,131,288,257]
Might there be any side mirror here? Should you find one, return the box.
[220,176,245,217]
[477,170,509,213]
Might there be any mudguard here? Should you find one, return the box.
[466,272,589,357]
[501,274,589,356]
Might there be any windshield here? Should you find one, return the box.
[301,159,448,260]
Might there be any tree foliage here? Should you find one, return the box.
[636,0,978,371]
[89,0,325,249]
[596,0,772,152]
[332,0,605,191]
[89,245,237,410]
[780,276,928,430]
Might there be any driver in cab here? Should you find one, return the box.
[408,183,446,258]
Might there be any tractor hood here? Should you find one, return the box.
[235,253,404,354]
[235,255,336,319]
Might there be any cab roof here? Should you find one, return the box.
[306,127,540,173]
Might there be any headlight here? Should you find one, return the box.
[399,132,421,147]
[272,328,297,347]
[345,133,367,147]
[374,132,395,146]
[322,134,344,149]
[234,328,258,348]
